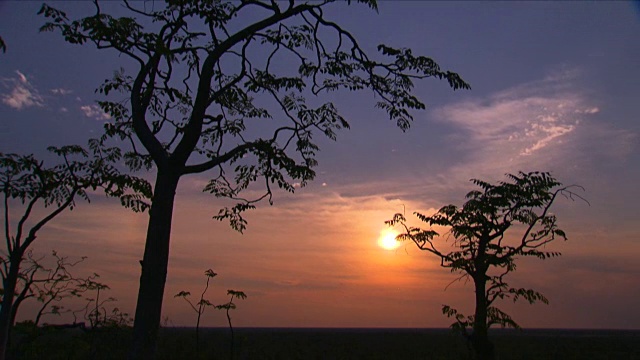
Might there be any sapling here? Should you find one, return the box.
[174,269,217,353]
[72,274,131,328]
[216,290,247,360]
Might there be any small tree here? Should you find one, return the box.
[75,274,112,328]
[216,290,247,360]
[387,172,586,360]
[174,268,217,353]
[73,273,132,329]
[0,143,149,360]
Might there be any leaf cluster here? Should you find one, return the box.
[174,269,247,316]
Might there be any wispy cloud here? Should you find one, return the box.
[1,70,44,110]
[80,104,111,121]
[421,68,636,192]
[50,88,73,95]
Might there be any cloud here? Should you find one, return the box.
[428,68,635,188]
[80,104,111,121]
[50,88,73,95]
[520,119,576,156]
[1,70,44,110]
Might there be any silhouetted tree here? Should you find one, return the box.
[39,1,470,357]
[387,172,586,360]
[0,143,148,360]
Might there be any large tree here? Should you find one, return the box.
[387,172,586,360]
[0,143,148,360]
[39,1,470,358]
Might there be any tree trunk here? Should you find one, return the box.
[9,299,20,328]
[129,172,179,360]
[0,253,23,360]
[472,276,494,360]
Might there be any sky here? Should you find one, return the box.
[0,1,639,329]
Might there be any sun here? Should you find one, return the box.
[377,228,401,250]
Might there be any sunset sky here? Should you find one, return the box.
[1,1,639,329]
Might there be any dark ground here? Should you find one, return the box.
[11,326,640,359]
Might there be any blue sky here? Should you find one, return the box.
[1,1,639,329]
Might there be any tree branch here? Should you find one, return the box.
[182,142,254,175]
[171,3,315,167]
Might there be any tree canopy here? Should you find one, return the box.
[40,0,470,230]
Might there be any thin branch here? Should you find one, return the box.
[182,142,253,175]
[22,189,77,251]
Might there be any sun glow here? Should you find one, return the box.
[377,228,401,250]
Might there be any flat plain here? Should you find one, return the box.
[12,326,640,359]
